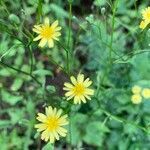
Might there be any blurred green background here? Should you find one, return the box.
[0,0,150,149]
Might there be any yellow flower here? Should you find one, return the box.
[142,88,150,99]
[63,74,94,104]
[132,85,142,94]
[33,18,61,48]
[142,7,150,21]
[131,94,142,104]
[139,7,150,29]
[35,106,69,143]
[139,20,149,29]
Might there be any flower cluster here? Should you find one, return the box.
[131,85,150,104]
[35,74,94,143]
[34,5,150,143]
[139,7,150,29]
[33,18,94,143]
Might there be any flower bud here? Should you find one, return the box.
[9,14,20,25]
[101,7,106,15]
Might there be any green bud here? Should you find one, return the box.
[101,7,106,15]
[9,14,20,24]
[68,0,73,3]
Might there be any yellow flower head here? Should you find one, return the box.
[142,7,150,21]
[63,74,94,104]
[35,106,69,143]
[131,94,142,104]
[132,85,142,94]
[142,88,150,99]
[140,7,150,29]
[33,18,61,48]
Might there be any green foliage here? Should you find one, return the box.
[0,0,150,149]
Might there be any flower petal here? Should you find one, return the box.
[64,83,73,89]
[70,76,77,85]
[77,74,84,83]
[74,96,81,104]
[33,35,42,41]
[65,91,74,97]
[37,113,47,122]
[51,20,58,28]
[38,38,47,47]
[41,129,49,141]
[46,106,53,116]
[48,39,54,48]
[83,78,92,87]
[55,27,62,31]
[35,123,47,132]
[57,127,67,137]
[44,17,50,25]
[85,89,94,95]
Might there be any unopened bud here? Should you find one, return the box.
[68,0,73,3]
[101,7,106,15]
[9,14,20,24]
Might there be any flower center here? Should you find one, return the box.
[73,83,85,96]
[144,9,150,20]
[46,117,59,131]
[41,26,54,39]
[146,12,150,20]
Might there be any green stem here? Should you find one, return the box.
[28,45,34,75]
[0,61,42,86]
[109,0,119,64]
[94,97,148,133]
[52,143,55,150]
[67,2,72,48]
[37,0,43,22]
[66,1,72,75]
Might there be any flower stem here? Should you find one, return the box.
[66,1,72,75]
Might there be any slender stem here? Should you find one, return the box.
[67,2,72,48]
[1,0,10,15]
[41,49,68,75]
[52,142,55,150]
[66,1,72,75]
[109,0,118,64]
[37,0,43,22]
[66,51,69,75]
[94,97,148,133]
[28,45,34,75]
[113,49,150,63]
[0,61,42,86]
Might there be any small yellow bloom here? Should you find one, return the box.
[35,106,69,143]
[131,94,142,104]
[63,74,94,104]
[132,85,142,94]
[139,7,150,29]
[142,88,150,99]
[33,18,61,48]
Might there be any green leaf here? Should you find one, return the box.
[46,85,56,93]
[130,52,150,81]
[11,78,23,91]
[0,120,11,128]
[9,14,20,25]
[49,4,69,18]
[1,89,23,105]
[66,113,88,145]
[33,69,52,76]
[83,121,109,146]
